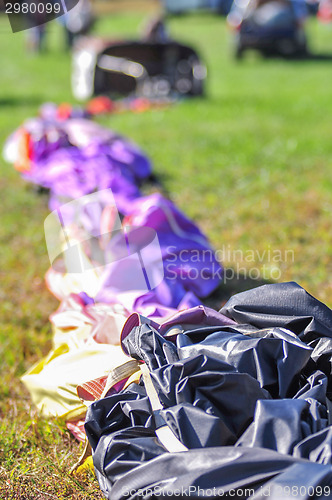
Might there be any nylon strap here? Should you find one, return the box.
[140,363,188,453]
[101,359,141,399]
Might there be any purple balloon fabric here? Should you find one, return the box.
[4,108,222,313]
[95,193,223,308]
[5,116,151,214]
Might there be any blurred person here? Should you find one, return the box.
[59,0,94,49]
[318,0,332,22]
[25,0,48,53]
[142,14,169,43]
[26,25,47,52]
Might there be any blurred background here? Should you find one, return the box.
[1,0,332,496]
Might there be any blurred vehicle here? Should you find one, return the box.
[162,0,234,15]
[228,0,308,58]
[72,38,207,100]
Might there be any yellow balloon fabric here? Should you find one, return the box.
[21,319,130,419]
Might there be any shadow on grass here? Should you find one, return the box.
[0,96,44,107]
[143,172,171,198]
[204,268,273,311]
[287,51,332,61]
[259,49,332,62]
[234,49,332,63]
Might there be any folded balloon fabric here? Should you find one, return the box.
[8,110,332,500]
[21,293,131,420]
[21,295,230,421]
[8,107,225,443]
[96,193,222,308]
[4,109,222,310]
[85,282,332,499]
[44,191,222,311]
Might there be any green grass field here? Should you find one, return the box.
[1,9,332,498]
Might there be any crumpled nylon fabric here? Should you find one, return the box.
[4,109,223,312]
[43,190,222,311]
[220,281,332,343]
[21,342,129,419]
[21,293,131,418]
[3,116,152,214]
[85,282,332,499]
[7,106,227,482]
[96,193,222,308]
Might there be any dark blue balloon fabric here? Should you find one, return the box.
[86,282,332,499]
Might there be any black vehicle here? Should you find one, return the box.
[228,0,308,58]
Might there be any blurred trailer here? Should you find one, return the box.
[72,37,207,99]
